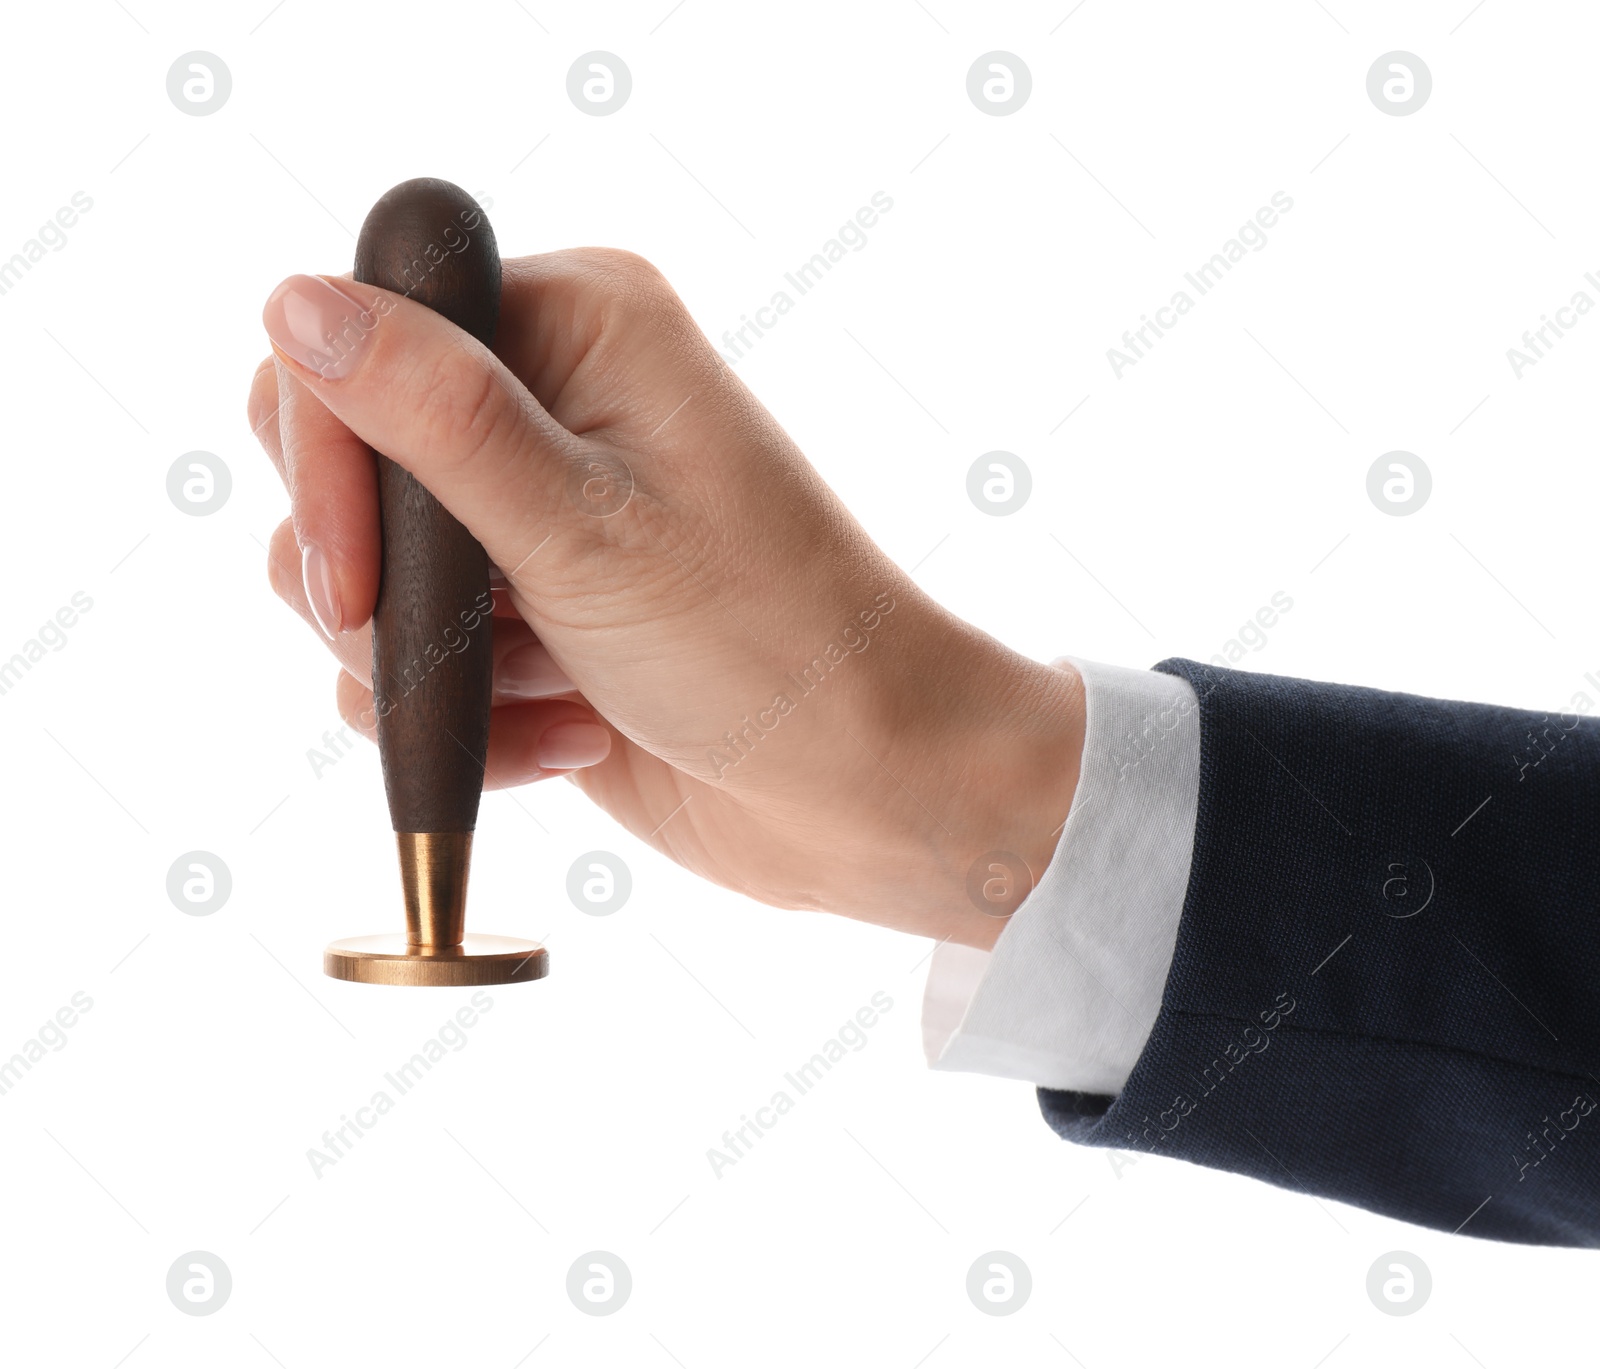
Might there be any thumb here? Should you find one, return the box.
[261,273,577,582]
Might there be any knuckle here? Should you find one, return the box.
[411,343,523,478]
[583,246,666,287]
[575,248,678,317]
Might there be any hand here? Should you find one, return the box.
[250,250,1083,948]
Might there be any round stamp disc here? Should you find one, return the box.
[324,933,548,986]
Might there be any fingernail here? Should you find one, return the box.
[497,642,575,700]
[302,542,343,639]
[262,274,374,380]
[537,721,610,771]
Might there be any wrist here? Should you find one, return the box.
[910,636,1085,949]
[824,598,1085,946]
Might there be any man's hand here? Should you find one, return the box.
[250,249,1083,947]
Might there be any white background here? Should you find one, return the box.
[0,0,1595,1364]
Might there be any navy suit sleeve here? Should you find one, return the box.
[1038,658,1600,1247]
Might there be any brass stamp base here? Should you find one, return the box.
[324,933,549,987]
[323,830,547,986]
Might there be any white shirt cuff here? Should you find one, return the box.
[921,656,1201,1094]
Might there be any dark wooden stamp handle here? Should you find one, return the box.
[354,179,501,834]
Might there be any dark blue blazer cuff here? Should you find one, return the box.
[1037,658,1600,1248]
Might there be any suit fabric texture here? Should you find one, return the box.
[1039,658,1600,1247]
